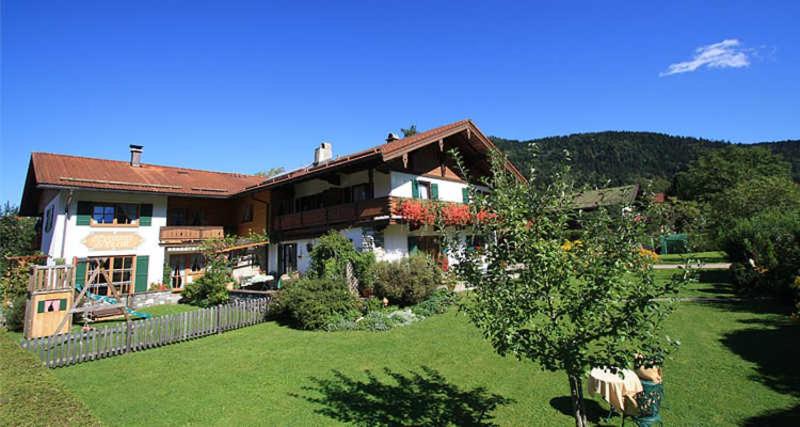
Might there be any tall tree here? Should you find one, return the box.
[254,167,286,178]
[400,124,417,137]
[445,149,686,427]
[0,203,38,275]
[673,146,792,201]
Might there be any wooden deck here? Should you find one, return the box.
[272,197,396,232]
[159,226,225,243]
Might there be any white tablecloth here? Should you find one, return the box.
[587,368,643,413]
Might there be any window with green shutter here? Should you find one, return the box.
[411,178,420,199]
[139,204,153,226]
[76,202,92,226]
[462,187,470,204]
[37,300,45,313]
[430,183,439,200]
[75,261,87,287]
[134,255,149,293]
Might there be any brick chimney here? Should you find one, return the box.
[129,145,143,167]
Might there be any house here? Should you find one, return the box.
[19,119,524,294]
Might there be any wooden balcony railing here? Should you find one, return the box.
[273,197,395,232]
[159,226,225,243]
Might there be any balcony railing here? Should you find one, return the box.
[273,197,395,232]
[159,226,225,243]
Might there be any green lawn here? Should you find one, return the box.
[0,329,101,426]
[658,251,728,264]
[3,275,798,426]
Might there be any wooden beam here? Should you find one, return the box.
[402,153,409,169]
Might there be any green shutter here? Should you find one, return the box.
[462,187,470,204]
[37,300,45,313]
[407,236,419,254]
[76,202,92,226]
[75,261,87,288]
[59,298,67,311]
[411,179,420,199]
[134,256,149,293]
[430,183,439,200]
[139,204,153,226]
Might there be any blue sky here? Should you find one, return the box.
[2,0,799,205]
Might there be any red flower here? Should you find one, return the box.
[396,200,437,227]
[441,204,471,227]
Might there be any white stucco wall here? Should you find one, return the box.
[56,190,168,286]
[389,172,472,203]
[40,192,66,260]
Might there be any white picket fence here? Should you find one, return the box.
[19,298,270,368]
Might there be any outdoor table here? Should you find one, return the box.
[587,367,643,415]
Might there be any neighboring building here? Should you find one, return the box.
[19,119,524,293]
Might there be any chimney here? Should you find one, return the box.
[385,133,400,143]
[314,142,333,165]
[129,144,143,167]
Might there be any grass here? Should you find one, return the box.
[4,275,798,425]
[658,251,728,264]
[0,329,101,426]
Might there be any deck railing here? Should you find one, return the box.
[159,226,225,243]
[29,265,74,293]
[273,197,395,231]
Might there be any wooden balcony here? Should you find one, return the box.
[273,197,395,232]
[159,226,225,244]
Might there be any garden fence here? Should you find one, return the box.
[19,298,270,368]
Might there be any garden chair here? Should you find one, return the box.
[622,380,664,427]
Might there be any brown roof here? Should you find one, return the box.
[249,119,524,190]
[27,152,263,197]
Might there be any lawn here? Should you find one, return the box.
[0,329,101,426]
[658,251,728,264]
[4,275,798,426]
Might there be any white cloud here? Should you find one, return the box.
[660,39,751,77]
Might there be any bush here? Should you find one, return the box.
[308,231,376,294]
[182,268,230,307]
[275,277,359,330]
[4,295,27,332]
[373,252,444,306]
[411,289,457,317]
[721,208,800,299]
[357,311,400,331]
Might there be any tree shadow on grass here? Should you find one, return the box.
[293,366,514,426]
[718,301,800,426]
[549,396,611,425]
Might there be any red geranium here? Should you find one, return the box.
[396,200,437,227]
[441,204,471,227]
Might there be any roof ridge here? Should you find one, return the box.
[32,152,260,178]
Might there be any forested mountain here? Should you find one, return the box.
[491,132,800,191]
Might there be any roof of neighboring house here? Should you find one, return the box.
[247,119,525,191]
[21,152,263,210]
[571,184,641,210]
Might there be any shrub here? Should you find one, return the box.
[721,208,800,299]
[411,289,457,317]
[308,231,376,294]
[357,311,400,331]
[182,267,230,307]
[4,295,27,331]
[373,252,444,306]
[276,277,359,330]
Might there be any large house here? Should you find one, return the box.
[19,119,524,295]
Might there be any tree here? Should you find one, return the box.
[673,146,792,201]
[445,149,686,427]
[400,124,417,137]
[0,203,38,276]
[255,167,286,178]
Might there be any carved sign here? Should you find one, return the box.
[82,232,143,251]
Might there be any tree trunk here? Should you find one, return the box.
[568,374,589,427]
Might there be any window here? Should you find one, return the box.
[168,208,187,226]
[351,184,370,202]
[86,255,135,295]
[90,203,140,225]
[44,206,54,233]
[242,204,254,223]
[418,181,431,200]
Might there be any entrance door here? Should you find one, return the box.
[278,243,297,275]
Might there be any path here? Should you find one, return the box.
[654,263,731,270]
